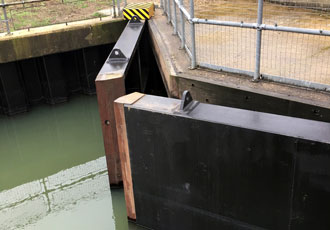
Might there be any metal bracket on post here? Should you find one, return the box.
[129,15,141,25]
[180,90,193,110]
[179,90,199,113]
[107,48,128,64]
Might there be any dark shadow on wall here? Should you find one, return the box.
[125,21,168,97]
[0,21,168,116]
[0,43,114,115]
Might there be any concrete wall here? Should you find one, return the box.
[0,18,127,64]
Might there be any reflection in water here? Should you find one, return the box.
[0,95,105,191]
[0,157,115,230]
[0,95,144,230]
[0,157,143,230]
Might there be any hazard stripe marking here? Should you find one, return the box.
[132,8,145,20]
[123,11,131,20]
[142,9,149,16]
[125,9,135,17]
[123,2,153,20]
[138,8,149,19]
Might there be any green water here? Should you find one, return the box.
[0,95,144,230]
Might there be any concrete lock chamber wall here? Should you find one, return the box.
[0,20,167,116]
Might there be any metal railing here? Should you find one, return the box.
[1,0,12,34]
[0,0,127,34]
[161,0,330,91]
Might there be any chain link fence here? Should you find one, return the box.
[163,0,330,91]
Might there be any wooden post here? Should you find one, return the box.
[95,17,145,185]
[114,92,145,220]
[95,73,125,185]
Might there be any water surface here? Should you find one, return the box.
[0,95,144,230]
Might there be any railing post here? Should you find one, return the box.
[190,0,196,69]
[163,0,167,15]
[117,0,121,17]
[172,0,177,34]
[167,0,171,24]
[1,0,10,35]
[254,0,263,81]
[179,0,185,49]
[112,0,116,17]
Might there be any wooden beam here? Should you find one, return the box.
[114,92,145,220]
[96,73,125,184]
[95,18,145,185]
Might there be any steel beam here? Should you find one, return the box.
[95,17,145,185]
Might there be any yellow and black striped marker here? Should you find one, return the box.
[123,2,155,20]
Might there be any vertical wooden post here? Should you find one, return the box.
[114,92,144,220]
[95,73,125,184]
[95,17,145,185]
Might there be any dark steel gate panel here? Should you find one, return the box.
[116,93,330,230]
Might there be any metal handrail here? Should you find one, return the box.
[1,0,51,34]
[1,0,124,35]
[162,0,330,91]
[0,0,49,7]
[1,0,10,34]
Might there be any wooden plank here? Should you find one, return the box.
[115,92,145,105]
[114,93,144,219]
[95,17,145,185]
[95,74,125,184]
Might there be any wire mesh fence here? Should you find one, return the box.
[195,0,259,22]
[163,0,330,91]
[261,31,330,85]
[196,24,256,73]
[0,9,4,32]
[165,0,191,55]
[184,1,193,59]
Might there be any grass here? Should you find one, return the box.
[10,6,55,29]
[92,12,105,18]
[0,0,116,32]
[72,0,88,9]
